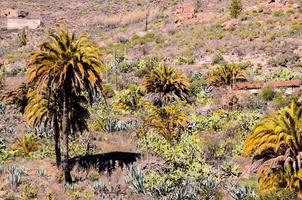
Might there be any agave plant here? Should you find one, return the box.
[230,185,257,200]
[167,179,199,200]
[127,164,147,194]
[11,134,42,156]
[37,168,47,177]
[243,100,302,194]
[8,165,24,186]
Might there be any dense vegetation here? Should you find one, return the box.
[1,0,302,199]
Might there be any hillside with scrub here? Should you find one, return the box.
[1,0,302,199]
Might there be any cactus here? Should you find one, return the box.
[8,165,24,186]
[127,164,146,194]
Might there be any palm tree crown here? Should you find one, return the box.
[141,65,190,105]
[243,100,302,193]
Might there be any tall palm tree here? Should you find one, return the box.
[141,65,190,106]
[243,100,302,194]
[27,30,104,183]
[25,89,90,168]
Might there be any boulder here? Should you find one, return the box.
[222,19,239,31]
[18,10,29,18]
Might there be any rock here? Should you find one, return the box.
[1,8,18,18]
[136,31,147,38]
[174,3,196,24]
[115,35,129,43]
[18,10,29,18]
[222,19,239,31]
[293,46,302,57]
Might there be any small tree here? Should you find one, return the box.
[229,0,242,18]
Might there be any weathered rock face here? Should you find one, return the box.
[7,18,41,29]
[174,3,196,24]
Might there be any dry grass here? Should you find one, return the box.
[96,9,160,27]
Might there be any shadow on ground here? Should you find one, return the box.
[69,151,141,175]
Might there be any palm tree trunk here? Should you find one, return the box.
[54,115,61,168]
[62,99,72,183]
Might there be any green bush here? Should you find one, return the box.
[211,51,225,65]
[258,189,296,200]
[259,87,275,101]
[272,94,288,110]
[229,0,243,18]
[131,33,163,46]
[138,131,209,195]
[245,95,267,110]
[119,60,139,73]
[134,56,162,77]
[102,83,115,98]
[113,84,144,113]
[173,55,195,65]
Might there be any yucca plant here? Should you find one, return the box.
[141,65,190,105]
[27,30,105,183]
[11,134,42,156]
[208,64,246,87]
[243,100,302,194]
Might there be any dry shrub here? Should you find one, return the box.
[97,9,160,28]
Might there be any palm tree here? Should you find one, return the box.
[141,65,190,106]
[243,100,302,194]
[208,64,246,87]
[25,89,90,168]
[142,104,187,143]
[27,30,104,183]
